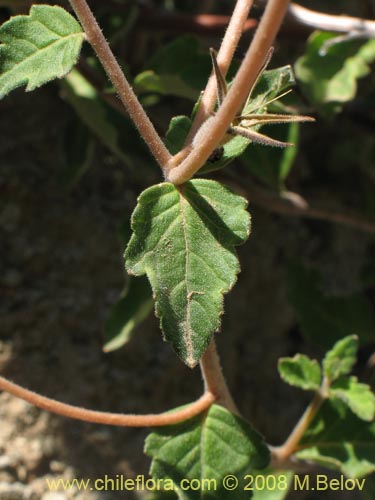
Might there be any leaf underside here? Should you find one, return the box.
[0,5,84,98]
[146,404,270,500]
[125,179,250,367]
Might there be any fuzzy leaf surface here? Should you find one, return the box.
[278,354,321,391]
[323,335,358,382]
[145,404,270,500]
[329,376,375,422]
[125,180,250,367]
[296,399,375,478]
[0,5,84,97]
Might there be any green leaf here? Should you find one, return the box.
[296,399,375,478]
[165,115,192,155]
[252,471,294,500]
[295,32,375,115]
[0,5,84,98]
[145,404,270,500]
[125,179,250,367]
[104,276,153,352]
[278,354,321,391]
[329,376,375,422]
[62,69,155,174]
[134,36,211,102]
[287,263,375,348]
[323,335,358,382]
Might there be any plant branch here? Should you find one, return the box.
[200,339,238,414]
[0,375,214,427]
[271,377,330,465]
[166,0,291,184]
[236,179,375,234]
[68,0,171,169]
[183,0,256,149]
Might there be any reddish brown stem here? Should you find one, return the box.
[0,375,215,427]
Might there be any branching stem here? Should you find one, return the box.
[200,339,238,414]
[0,375,214,427]
[166,0,290,184]
[68,0,171,169]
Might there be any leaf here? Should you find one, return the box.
[296,399,375,478]
[329,376,375,422]
[0,5,84,98]
[287,263,375,348]
[295,32,375,115]
[125,179,250,367]
[323,335,358,382]
[251,471,294,500]
[278,354,321,391]
[104,276,153,352]
[134,36,211,102]
[145,404,270,500]
[62,69,155,175]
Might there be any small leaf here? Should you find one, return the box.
[125,179,250,367]
[104,276,153,352]
[287,263,375,348]
[296,399,375,478]
[0,5,85,98]
[278,354,321,391]
[252,471,294,500]
[323,335,358,382]
[295,32,375,115]
[145,404,270,500]
[329,376,375,422]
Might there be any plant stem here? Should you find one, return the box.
[0,375,214,427]
[271,377,330,465]
[200,339,238,414]
[166,0,290,184]
[183,0,256,149]
[68,0,171,169]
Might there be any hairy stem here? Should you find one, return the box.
[271,377,330,465]
[166,0,290,184]
[68,0,171,169]
[182,0,256,150]
[200,339,238,414]
[0,375,214,427]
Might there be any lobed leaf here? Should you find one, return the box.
[125,179,250,367]
[145,404,270,500]
[329,376,375,422]
[323,335,358,382]
[296,399,375,478]
[278,354,321,391]
[0,5,84,98]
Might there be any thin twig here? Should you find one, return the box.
[0,375,214,427]
[68,0,171,169]
[166,0,291,184]
[271,378,330,465]
[200,339,238,414]
[238,180,375,234]
[183,0,256,149]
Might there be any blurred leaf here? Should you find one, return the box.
[125,180,250,367]
[0,5,84,98]
[329,376,375,422]
[165,115,191,155]
[146,404,270,500]
[240,122,299,189]
[61,69,154,172]
[323,335,358,382]
[287,263,375,348]
[104,276,153,352]
[295,32,375,115]
[278,354,321,391]
[134,36,211,101]
[60,117,95,188]
[296,399,375,478]
[252,471,294,500]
